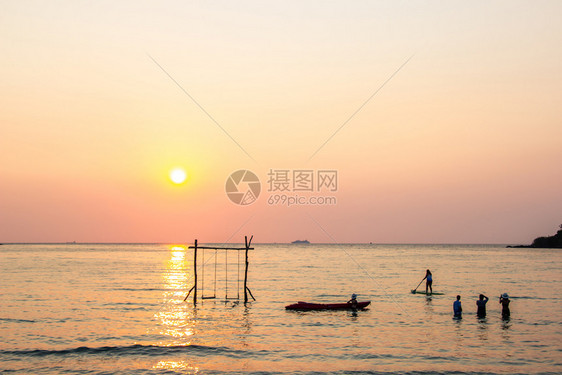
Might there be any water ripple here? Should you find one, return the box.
[0,344,245,358]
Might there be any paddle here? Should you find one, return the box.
[411,278,425,294]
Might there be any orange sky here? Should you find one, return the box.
[1,1,561,243]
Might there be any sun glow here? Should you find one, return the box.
[169,168,187,184]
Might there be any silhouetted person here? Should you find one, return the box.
[423,269,433,294]
[476,294,489,317]
[347,293,358,309]
[453,295,462,317]
[499,293,510,318]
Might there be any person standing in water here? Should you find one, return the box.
[453,295,462,317]
[476,294,489,317]
[423,269,433,294]
[499,293,510,318]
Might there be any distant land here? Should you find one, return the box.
[508,226,562,248]
[291,240,310,244]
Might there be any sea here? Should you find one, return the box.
[1,243,561,374]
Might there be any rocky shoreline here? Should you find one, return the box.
[508,226,562,248]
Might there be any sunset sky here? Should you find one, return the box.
[1,1,561,243]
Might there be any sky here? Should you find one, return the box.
[1,1,561,244]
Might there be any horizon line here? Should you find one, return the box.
[0,241,521,246]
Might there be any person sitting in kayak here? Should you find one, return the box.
[423,269,433,294]
[347,293,358,309]
[476,294,489,317]
[499,293,510,318]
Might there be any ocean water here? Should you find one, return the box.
[1,243,561,374]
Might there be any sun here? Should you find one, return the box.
[169,168,187,184]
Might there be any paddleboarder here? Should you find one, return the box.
[476,294,489,317]
[499,293,510,318]
[423,269,433,295]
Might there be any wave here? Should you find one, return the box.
[114,288,169,291]
[0,318,36,323]
[255,372,561,375]
[0,344,246,358]
[307,372,561,375]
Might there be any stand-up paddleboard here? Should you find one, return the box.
[411,290,444,295]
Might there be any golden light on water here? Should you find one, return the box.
[153,360,199,373]
[152,244,195,341]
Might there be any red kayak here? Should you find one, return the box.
[285,301,371,310]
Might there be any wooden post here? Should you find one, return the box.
[244,236,249,303]
[193,239,198,305]
[244,235,253,303]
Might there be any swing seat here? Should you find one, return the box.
[201,296,217,300]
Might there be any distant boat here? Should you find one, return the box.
[291,240,310,244]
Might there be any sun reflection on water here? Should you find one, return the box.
[152,245,196,343]
[153,360,199,373]
[150,244,256,372]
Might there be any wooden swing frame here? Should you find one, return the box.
[184,235,255,304]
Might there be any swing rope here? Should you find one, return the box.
[224,249,243,300]
[200,246,219,300]
[237,249,240,299]
[214,248,217,297]
[201,246,205,298]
